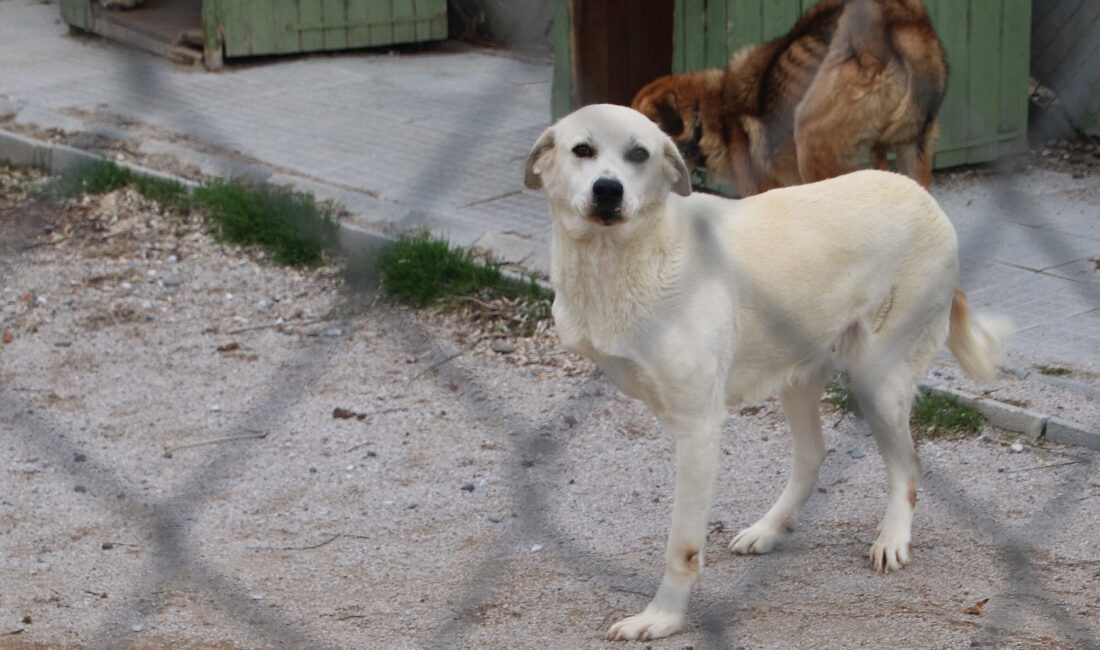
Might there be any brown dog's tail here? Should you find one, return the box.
[946,285,1011,382]
[836,0,948,152]
[832,0,892,69]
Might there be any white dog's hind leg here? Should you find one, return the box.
[608,411,723,641]
[730,375,827,555]
[852,371,922,573]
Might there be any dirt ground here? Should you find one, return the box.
[1,166,1098,649]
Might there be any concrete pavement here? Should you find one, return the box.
[1,0,1097,446]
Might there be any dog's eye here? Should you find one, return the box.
[626,146,650,163]
[572,143,595,158]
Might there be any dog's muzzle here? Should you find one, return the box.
[590,177,624,225]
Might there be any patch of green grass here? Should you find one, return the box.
[193,180,339,268]
[825,375,860,415]
[43,160,134,197]
[1033,364,1072,377]
[132,173,192,214]
[375,231,550,314]
[824,375,984,439]
[910,390,984,438]
[42,160,192,213]
[34,160,343,269]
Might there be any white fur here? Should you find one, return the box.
[524,104,1008,641]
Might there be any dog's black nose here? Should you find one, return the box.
[592,177,624,204]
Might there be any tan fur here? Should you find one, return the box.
[525,105,1008,641]
[631,0,947,196]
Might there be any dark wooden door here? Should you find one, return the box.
[569,0,674,108]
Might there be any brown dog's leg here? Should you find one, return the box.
[893,122,938,189]
[871,143,890,171]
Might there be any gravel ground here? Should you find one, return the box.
[1,166,1098,649]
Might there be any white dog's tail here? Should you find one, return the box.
[946,285,1011,382]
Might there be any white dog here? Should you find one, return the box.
[524,104,1008,641]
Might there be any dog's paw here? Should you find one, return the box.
[869,535,911,573]
[729,522,785,555]
[607,609,684,641]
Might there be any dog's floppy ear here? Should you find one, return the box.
[662,137,692,196]
[633,79,685,137]
[650,91,686,137]
[524,126,556,190]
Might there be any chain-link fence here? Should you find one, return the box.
[1,1,1098,648]
[1031,0,1100,137]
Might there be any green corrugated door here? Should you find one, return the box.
[211,0,448,59]
[671,0,1031,167]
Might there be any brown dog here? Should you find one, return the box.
[631,0,947,196]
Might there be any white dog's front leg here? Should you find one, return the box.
[608,418,722,641]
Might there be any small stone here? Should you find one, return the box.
[74,485,87,493]
[74,452,87,462]
[530,544,543,553]
[461,482,475,492]
[847,449,865,459]
[366,450,377,458]
[102,542,115,550]
[563,415,578,427]
[490,339,517,354]
[324,327,344,337]
[131,624,143,633]
[160,274,184,287]
[209,405,221,413]
[1009,442,1024,453]
[487,514,503,523]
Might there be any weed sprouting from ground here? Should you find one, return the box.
[43,160,191,213]
[193,180,339,267]
[909,390,984,438]
[34,162,551,326]
[1034,364,1072,377]
[825,374,985,439]
[825,375,861,415]
[374,232,551,335]
[38,161,337,268]
[43,160,133,197]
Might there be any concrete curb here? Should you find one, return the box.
[4,127,1098,452]
[920,382,1100,451]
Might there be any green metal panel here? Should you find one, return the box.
[345,0,371,47]
[925,0,969,167]
[218,0,448,59]
[300,0,327,51]
[666,0,1031,168]
[1000,2,1031,139]
[676,0,708,70]
[59,0,90,31]
[60,0,444,66]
